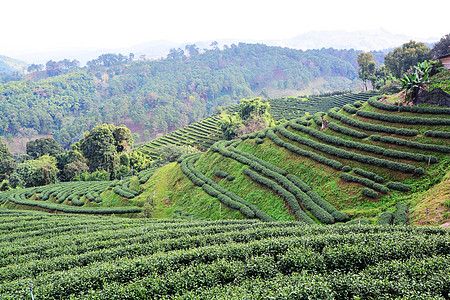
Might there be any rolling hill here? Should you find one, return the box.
[143,95,450,225]
[2,91,449,226]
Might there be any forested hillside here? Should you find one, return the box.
[0,44,382,150]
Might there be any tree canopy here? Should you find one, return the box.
[384,41,431,78]
[431,33,450,58]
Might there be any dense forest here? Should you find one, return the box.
[0,44,384,149]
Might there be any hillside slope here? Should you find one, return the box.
[150,96,450,225]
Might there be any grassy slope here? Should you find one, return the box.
[150,98,450,225]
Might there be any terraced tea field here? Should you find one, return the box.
[0,210,449,299]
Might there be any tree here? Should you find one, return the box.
[357,52,376,91]
[431,33,450,58]
[218,114,242,140]
[26,137,64,159]
[9,155,59,188]
[154,144,199,163]
[374,65,392,89]
[27,64,44,73]
[63,160,89,181]
[384,41,431,78]
[185,44,200,58]
[0,140,12,160]
[0,158,17,181]
[79,124,133,173]
[238,97,271,121]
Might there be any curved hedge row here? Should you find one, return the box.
[266,129,343,170]
[289,122,437,163]
[328,108,419,136]
[216,142,337,224]
[353,168,385,183]
[339,173,389,194]
[7,193,142,214]
[424,130,450,139]
[368,97,450,114]
[361,188,378,198]
[370,134,450,154]
[306,190,349,222]
[342,104,358,114]
[277,125,419,174]
[327,121,368,139]
[180,154,274,222]
[213,168,235,181]
[356,110,450,126]
[228,146,288,176]
[313,112,326,126]
[242,168,314,224]
[386,181,411,192]
[113,186,137,199]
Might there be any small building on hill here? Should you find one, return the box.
[438,53,450,70]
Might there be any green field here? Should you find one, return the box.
[0,210,449,299]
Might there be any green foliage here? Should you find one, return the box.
[424,130,450,139]
[328,107,419,136]
[154,144,199,163]
[9,155,59,188]
[79,124,133,173]
[431,33,450,58]
[377,212,393,225]
[384,40,431,78]
[371,134,450,153]
[289,121,434,164]
[386,181,411,192]
[356,109,450,126]
[339,173,389,194]
[368,96,450,114]
[279,123,418,173]
[0,213,449,299]
[26,137,64,159]
[353,168,384,183]
[0,140,12,160]
[357,52,376,91]
[179,153,274,221]
[327,121,368,139]
[361,188,378,198]
[393,202,409,225]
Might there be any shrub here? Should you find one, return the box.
[266,129,343,170]
[393,202,408,225]
[328,122,368,139]
[278,125,417,173]
[368,97,450,114]
[424,131,450,139]
[370,134,450,153]
[342,104,358,114]
[339,173,389,194]
[356,110,450,126]
[386,182,411,192]
[328,108,419,136]
[342,166,352,172]
[214,169,230,179]
[353,168,384,183]
[361,188,378,198]
[255,138,264,145]
[378,212,393,225]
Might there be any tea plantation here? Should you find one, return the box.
[0,210,449,299]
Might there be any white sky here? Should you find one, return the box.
[1,0,449,54]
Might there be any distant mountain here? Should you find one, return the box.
[279,28,438,51]
[2,28,438,66]
[0,55,27,74]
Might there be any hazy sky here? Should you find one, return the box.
[1,0,448,54]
